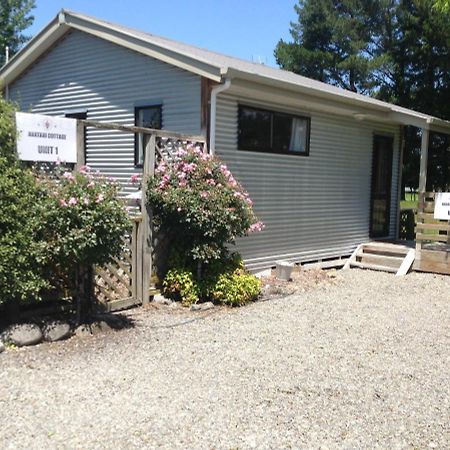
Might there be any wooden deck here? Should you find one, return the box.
[414,192,450,276]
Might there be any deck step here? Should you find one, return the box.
[346,242,416,275]
[350,260,398,273]
[357,251,404,269]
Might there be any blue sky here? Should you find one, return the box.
[27,1,297,67]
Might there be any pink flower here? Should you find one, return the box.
[155,164,167,175]
[206,179,216,186]
[248,221,265,233]
[96,193,105,203]
[179,180,187,187]
[59,199,68,207]
[200,191,209,198]
[87,181,95,188]
[62,171,75,182]
[130,174,140,184]
[68,197,78,206]
[79,165,89,173]
[83,197,90,205]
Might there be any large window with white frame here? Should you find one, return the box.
[135,105,162,166]
[238,105,310,156]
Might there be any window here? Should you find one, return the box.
[238,105,310,155]
[135,105,162,166]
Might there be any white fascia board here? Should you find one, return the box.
[64,14,222,83]
[225,68,450,131]
[0,17,69,85]
[224,67,391,114]
[226,78,393,123]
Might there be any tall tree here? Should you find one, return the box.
[275,0,450,191]
[275,0,384,93]
[0,0,35,67]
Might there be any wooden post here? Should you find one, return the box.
[75,120,85,170]
[396,126,405,240]
[140,134,156,305]
[416,127,429,252]
[131,218,139,301]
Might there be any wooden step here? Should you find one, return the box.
[356,250,404,268]
[362,243,410,258]
[350,260,398,273]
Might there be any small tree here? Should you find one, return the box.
[147,146,263,265]
[38,165,131,321]
[147,146,263,306]
[0,98,48,310]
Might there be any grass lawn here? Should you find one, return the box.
[401,191,419,209]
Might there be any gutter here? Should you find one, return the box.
[209,77,231,154]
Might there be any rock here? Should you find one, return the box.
[6,323,43,347]
[0,341,4,353]
[190,302,215,311]
[153,295,173,305]
[168,302,182,309]
[90,321,111,334]
[75,324,91,338]
[92,313,126,329]
[42,321,72,342]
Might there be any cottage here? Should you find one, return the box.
[2,10,450,271]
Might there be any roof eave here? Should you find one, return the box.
[0,10,223,87]
[223,67,450,133]
[0,13,69,85]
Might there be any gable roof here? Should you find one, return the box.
[2,9,450,133]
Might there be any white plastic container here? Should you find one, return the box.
[275,260,294,281]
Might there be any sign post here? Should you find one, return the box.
[15,112,77,163]
[434,192,450,220]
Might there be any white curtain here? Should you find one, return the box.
[289,118,306,152]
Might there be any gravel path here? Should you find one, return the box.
[1,269,449,449]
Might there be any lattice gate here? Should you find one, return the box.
[80,120,207,311]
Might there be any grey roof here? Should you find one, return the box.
[2,9,450,132]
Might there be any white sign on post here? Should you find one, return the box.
[15,112,77,163]
[434,192,450,220]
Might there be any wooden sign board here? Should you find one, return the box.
[16,112,77,163]
[434,192,450,220]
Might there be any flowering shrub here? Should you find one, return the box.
[0,157,49,305]
[38,165,131,271]
[0,99,49,305]
[147,146,264,262]
[163,267,199,306]
[162,250,261,306]
[210,268,261,306]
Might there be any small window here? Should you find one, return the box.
[238,105,310,155]
[135,105,162,166]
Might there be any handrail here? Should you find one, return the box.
[80,119,206,143]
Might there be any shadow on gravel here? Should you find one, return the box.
[90,312,136,330]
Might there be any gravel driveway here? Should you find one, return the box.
[1,269,449,449]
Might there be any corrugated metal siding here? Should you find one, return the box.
[9,30,201,196]
[216,94,400,270]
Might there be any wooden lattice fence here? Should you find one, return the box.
[94,216,141,311]
[80,120,207,311]
[414,192,450,275]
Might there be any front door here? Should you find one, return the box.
[370,135,393,238]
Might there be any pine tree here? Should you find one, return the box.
[0,0,35,67]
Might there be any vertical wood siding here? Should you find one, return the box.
[9,30,201,196]
[216,94,400,270]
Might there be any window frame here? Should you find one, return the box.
[134,104,162,167]
[238,104,311,157]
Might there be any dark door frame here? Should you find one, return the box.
[370,134,394,238]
